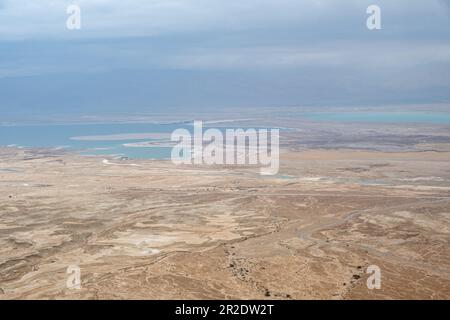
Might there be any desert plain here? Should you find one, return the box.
[0,116,449,299]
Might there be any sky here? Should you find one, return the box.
[0,0,449,117]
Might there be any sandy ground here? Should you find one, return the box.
[0,145,449,300]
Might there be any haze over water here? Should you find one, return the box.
[1,111,449,159]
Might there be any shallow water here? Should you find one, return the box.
[1,111,449,159]
[0,122,186,159]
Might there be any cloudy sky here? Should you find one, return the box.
[0,0,449,116]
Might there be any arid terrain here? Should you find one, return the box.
[1,0,449,302]
[1,129,449,299]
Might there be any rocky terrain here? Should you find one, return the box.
[0,143,449,299]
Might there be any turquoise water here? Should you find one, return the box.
[302,112,450,124]
[0,122,273,159]
[0,122,188,159]
[1,112,449,159]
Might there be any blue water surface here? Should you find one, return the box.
[0,122,187,159]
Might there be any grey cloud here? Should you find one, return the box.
[439,0,450,12]
[0,0,448,40]
[0,0,449,114]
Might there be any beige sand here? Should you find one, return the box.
[0,147,449,299]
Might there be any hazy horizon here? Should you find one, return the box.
[1,0,450,117]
